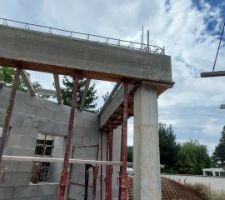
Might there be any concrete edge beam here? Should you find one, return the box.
[0,25,172,83]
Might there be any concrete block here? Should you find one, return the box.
[10,114,25,129]
[4,146,35,156]
[12,183,58,198]
[7,134,36,148]
[1,171,30,186]
[37,183,58,196]
[37,120,67,137]
[0,186,13,199]
[68,184,84,199]
[2,161,33,172]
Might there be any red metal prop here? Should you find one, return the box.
[58,74,79,200]
[118,82,129,200]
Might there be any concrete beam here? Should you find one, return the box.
[100,83,121,114]
[99,80,172,129]
[0,25,172,84]
[20,70,35,96]
[53,74,62,104]
[99,84,134,128]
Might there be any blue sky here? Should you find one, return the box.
[0,0,224,154]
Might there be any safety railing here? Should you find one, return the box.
[0,18,165,55]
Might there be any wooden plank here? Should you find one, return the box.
[80,79,90,111]
[53,74,62,104]
[201,71,225,78]
[2,155,122,166]
[20,70,35,96]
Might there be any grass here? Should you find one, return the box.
[186,183,225,200]
[186,183,212,200]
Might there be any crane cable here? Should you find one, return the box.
[212,20,225,71]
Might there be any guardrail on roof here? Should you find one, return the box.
[0,18,165,55]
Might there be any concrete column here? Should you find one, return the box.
[133,85,161,200]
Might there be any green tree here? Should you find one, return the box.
[0,66,43,94]
[102,91,110,103]
[177,140,211,175]
[127,146,133,162]
[159,123,180,172]
[61,76,98,112]
[212,126,225,166]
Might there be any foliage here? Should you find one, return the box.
[186,183,213,200]
[177,140,211,175]
[61,76,98,112]
[159,123,180,172]
[102,91,110,103]
[0,66,43,95]
[127,146,133,162]
[212,126,225,167]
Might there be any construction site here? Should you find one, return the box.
[0,18,173,200]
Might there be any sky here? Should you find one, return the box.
[0,0,224,155]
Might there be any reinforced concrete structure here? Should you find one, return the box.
[0,18,173,200]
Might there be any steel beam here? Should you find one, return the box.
[0,67,21,163]
[20,69,35,96]
[201,71,225,78]
[58,73,79,200]
[220,104,225,109]
[80,79,90,111]
[53,74,62,104]
[119,82,129,200]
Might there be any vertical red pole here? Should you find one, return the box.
[0,67,21,163]
[100,131,104,200]
[58,74,79,200]
[107,124,113,200]
[119,82,129,200]
[105,132,109,199]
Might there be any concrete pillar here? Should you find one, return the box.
[133,85,161,200]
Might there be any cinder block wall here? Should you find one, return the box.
[0,87,121,200]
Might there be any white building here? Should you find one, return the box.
[203,168,225,177]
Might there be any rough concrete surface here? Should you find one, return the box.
[0,87,121,199]
[0,25,172,83]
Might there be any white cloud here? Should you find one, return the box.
[0,0,224,154]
